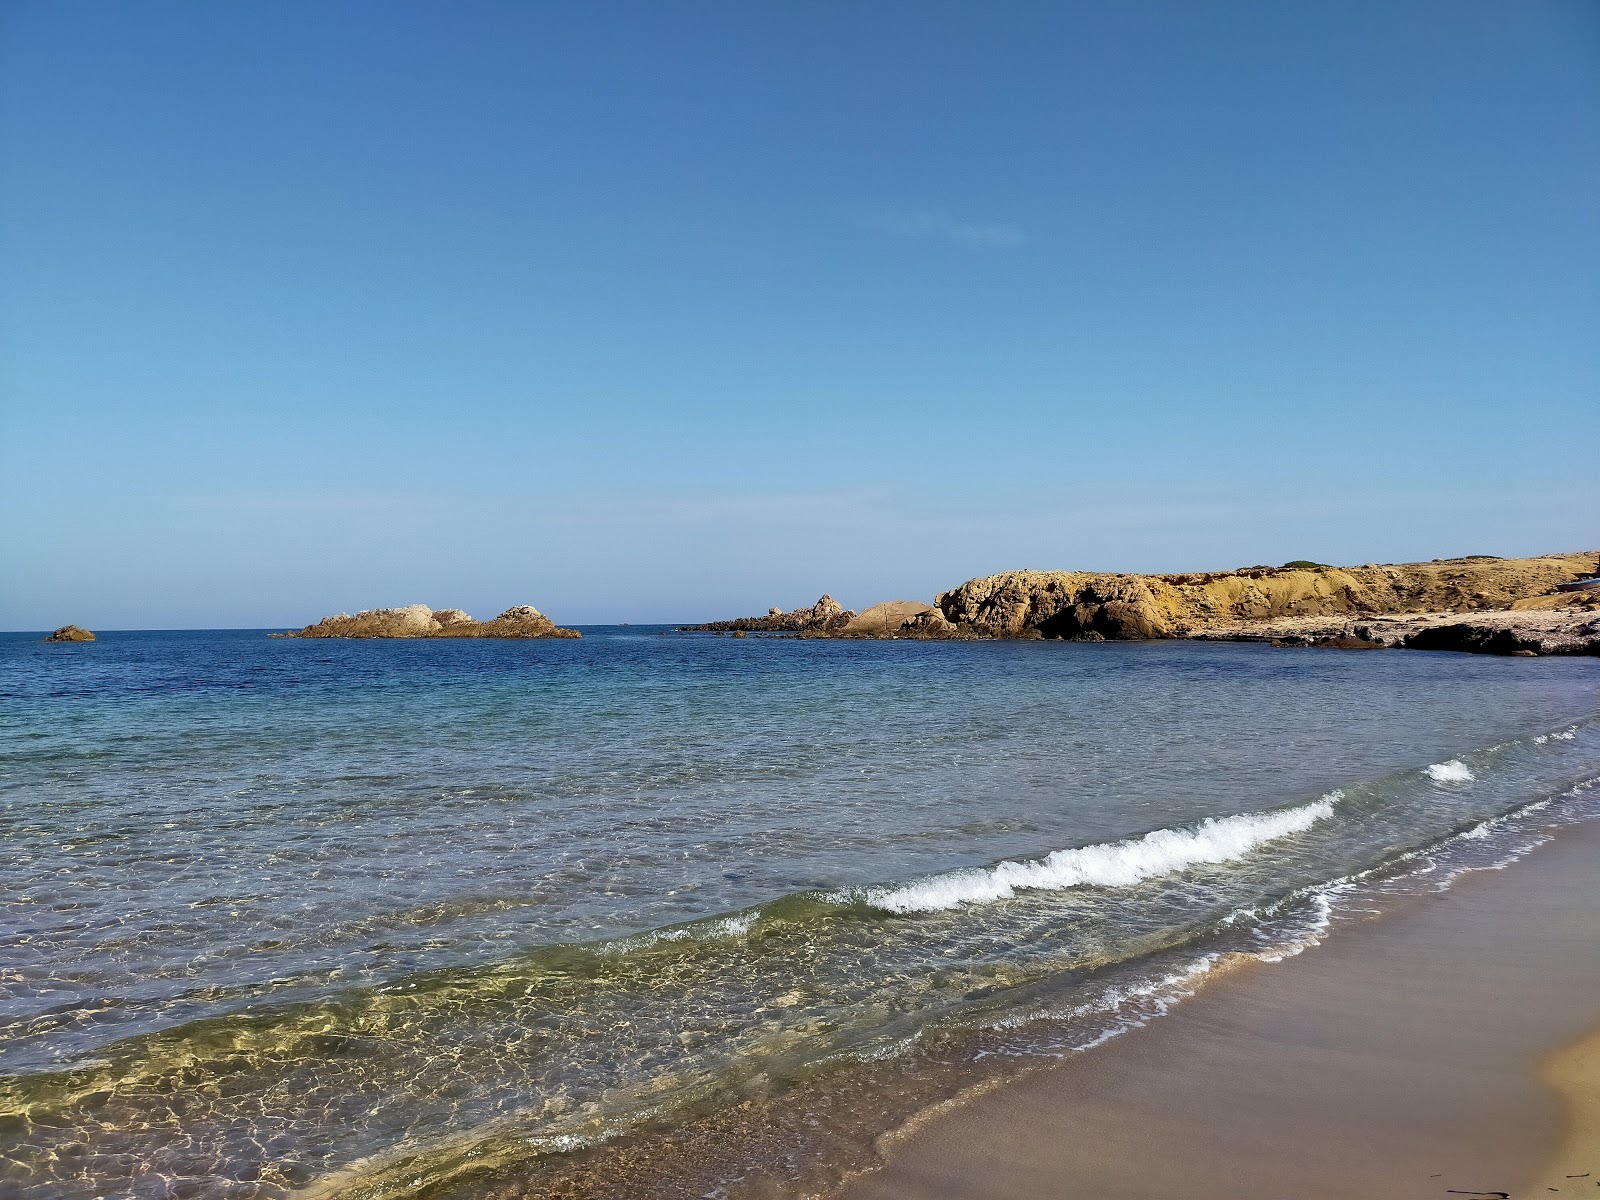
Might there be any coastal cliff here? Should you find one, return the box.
[282,604,580,639]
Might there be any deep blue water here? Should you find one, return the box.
[3,628,1599,1198]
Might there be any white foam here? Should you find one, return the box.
[862,793,1341,914]
[1533,727,1577,746]
[1425,760,1474,783]
[1254,886,1339,962]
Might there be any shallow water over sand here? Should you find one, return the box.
[3,629,1598,1198]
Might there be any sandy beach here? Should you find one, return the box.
[845,817,1600,1200]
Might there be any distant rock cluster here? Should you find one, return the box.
[680,594,855,633]
[280,604,580,639]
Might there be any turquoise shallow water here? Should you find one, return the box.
[2,628,1599,1198]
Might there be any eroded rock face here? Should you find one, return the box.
[478,606,578,637]
[44,625,95,642]
[894,608,974,639]
[1402,624,1541,656]
[681,595,856,633]
[1399,615,1600,656]
[681,552,1600,654]
[840,601,935,636]
[283,604,579,639]
[495,606,543,621]
[934,573,1177,639]
[930,553,1600,643]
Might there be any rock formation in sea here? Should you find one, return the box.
[43,625,95,642]
[281,604,580,639]
[925,554,1597,642]
[680,595,855,633]
[839,601,936,636]
[687,553,1599,655]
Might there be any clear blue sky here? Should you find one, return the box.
[2,1,1597,628]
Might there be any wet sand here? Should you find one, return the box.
[845,819,1600,1200]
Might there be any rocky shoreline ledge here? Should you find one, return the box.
[277,604,580,639]
[684,552,1600,656]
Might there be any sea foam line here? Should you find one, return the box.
[857,793,1342,914]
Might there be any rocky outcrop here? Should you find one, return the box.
[681,595,855,633]
[1402,624,1551,656]
[893,607,980,639]
[282,604,580,639]
[672,553,1600,653]
[925,553,1599,643]
[935,573,1176,639]
[839,601,935,636]
[1191,601,1600,656]
[754,552,1600,653]
[44,625,95,642]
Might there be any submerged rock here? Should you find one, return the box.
[44,625,95,642]
[283,604,579,639]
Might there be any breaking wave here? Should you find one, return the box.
[855,793,1342,914]
[1426,759,1474,783]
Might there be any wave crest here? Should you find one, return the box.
[860,794,1342,914]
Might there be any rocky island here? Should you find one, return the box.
[687,552,1600,656]
[43,625,95,642]
[280,604,580,639]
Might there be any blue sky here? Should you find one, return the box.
[2,1,1597,628]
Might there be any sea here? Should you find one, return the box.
[3,628,1599,1199]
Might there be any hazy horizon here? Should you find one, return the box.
[4,2,1597,630]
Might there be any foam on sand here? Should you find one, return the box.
[862,794,1341,914]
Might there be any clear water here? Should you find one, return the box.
[2,629,1598,1198]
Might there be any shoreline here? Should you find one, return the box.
[843,816,1600,1200]
[437,758,1600,1200]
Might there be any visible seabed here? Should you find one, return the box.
[5,632,1598,1200]
[412,780,1600,1200]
